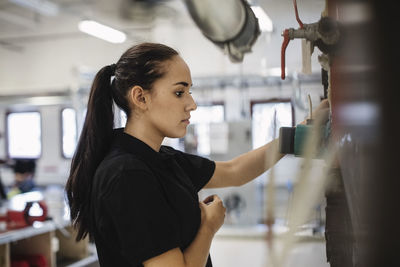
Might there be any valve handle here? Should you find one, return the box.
[281,29,290,80]
[281,0,304,80]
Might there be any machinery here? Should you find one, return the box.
[184,0,399,266]
[183,0,260,62]
[280,0,341,80]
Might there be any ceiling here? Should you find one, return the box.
[0,0,185,51]
[0,0,325,52]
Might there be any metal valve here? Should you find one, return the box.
[281,0,341,79]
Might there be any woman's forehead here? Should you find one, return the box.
[161,56,192,83]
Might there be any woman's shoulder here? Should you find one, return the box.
[95,149,153,183]
[100,148,152,173]
[160,145,210,163]
[160,145,179,154]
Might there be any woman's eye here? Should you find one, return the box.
[175,91,184,97]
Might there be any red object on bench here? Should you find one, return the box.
[12,254,47,267]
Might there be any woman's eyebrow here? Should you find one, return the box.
[173,81,193,87]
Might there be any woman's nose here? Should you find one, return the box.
[186,95,197,111]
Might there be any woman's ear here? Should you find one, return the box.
[128,86,148,110]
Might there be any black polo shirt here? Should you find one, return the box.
[91,129,216,267]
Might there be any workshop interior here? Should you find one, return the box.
[0,0,398,266]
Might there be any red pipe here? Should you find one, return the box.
[281,29,290,80]
[293,0,304,28]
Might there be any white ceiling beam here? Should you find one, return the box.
[8,0,60,16]
[0,10,36,29]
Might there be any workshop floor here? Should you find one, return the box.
[75,225,329,267]
[210,226,329,267]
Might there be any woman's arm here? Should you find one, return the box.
[204,138,284,188]
[143,227,214,267]
[144,195,225,267]
[204,99,330,189]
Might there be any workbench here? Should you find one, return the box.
[0,220,97,267]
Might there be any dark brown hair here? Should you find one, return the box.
[65,43,179,241]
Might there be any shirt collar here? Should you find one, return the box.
[112,128,176,167]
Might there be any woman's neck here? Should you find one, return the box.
[124,120,163,152]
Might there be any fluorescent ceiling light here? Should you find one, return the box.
[9,0,59,16]
[251,6,273,32]
[78,20,126,44]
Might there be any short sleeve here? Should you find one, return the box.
[176,151,216,192]
[103,169,181,265]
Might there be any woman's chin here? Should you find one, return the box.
[168,130,186,139]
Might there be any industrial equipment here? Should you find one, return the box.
[183,0,260,62]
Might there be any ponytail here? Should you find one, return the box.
[66,65,115,241]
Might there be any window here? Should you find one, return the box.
[7,112,42,159]
[61,108,77,158]
[251,100,293,149]
[189,104,225,155]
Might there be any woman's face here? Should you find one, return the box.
[145,55,197,139]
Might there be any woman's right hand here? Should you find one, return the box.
[199,195,226,234]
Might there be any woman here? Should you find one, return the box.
[66,43,327,267]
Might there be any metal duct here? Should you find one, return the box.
[184,0,260,62]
